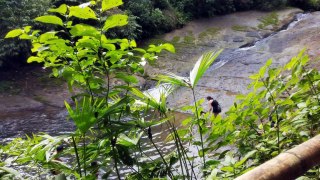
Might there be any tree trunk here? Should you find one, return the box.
[236,135,320,180]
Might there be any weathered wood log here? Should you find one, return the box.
[235,135,320,180]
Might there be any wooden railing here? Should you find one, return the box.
[236,135,320,180]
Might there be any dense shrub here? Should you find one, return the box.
[2,0,320,70]
[0,0,51,70]
[289,0,320,10]
[254,0,288,11]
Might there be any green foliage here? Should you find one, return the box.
[0,0,51,69]
[2,1,183,179]
[289,0,320,10]
[205,50,320,178]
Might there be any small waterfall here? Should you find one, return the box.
[237,12,310,52]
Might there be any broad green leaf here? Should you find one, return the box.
[35,15,63,26]
[5,29,23,38]
[76,37,99,50]
[27,56,44,63]
[190,50,222,88]
[39,32,57,43]
[130,40,137,47]
[19,33,31,40]
[69,6,97,20]
[48,4,67,15]
[102,0,123,11]
[103,14,128,31]
[115,73,138,84]
[70,24,100,38]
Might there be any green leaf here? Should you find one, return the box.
[69,6,97,20]
[24,26,32,33]
[221,166,234,172]
[115,73,138,84]
[102,0,123,11]
[35,15,63,26]
[103,14,128,31]
[117,132,143,147]
[205,160,220,167]
[190,50,222,88]
[48,4,67,15]
[70,24,100,38]
[27,56,44,63]
[64,97,101,134]
[234,150,257,168]
[157,72,190,87]
[5,29,23,38]
[147,43,175,53]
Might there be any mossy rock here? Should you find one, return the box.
[198,27,221,42]
[258,12,279,30]
[232,25,251,32]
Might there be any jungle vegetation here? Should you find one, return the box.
[1,0,320,69]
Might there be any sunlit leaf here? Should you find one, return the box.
[115,73,138,84]
[157,72,190,87]
[147,43,175,53]
[117,132,143,147]
[35,15,63,26]
[190,50,222,88]
[102,0,123,11]
[70,24,100,38]
[69,6,97,20]
[103,14,128,31]
[48,4,67,15]
[27,56,44,63]
[5,29,23,38]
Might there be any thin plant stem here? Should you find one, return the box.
[112,145,121,180]
[165,121,186,179]
[83,133,87,176]
[72,136,82,177]
[148,135,174,178]
[191,88,206,169]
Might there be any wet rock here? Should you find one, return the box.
[0,95,43,113]
[233,36,245,42]
[246,31,262,38]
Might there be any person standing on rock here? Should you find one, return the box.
[207,96,221,117]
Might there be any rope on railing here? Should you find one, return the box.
[235,135,320,180]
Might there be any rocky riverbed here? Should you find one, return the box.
[2,8,320,139]
[144,8,320,114]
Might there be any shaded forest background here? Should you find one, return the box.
[0,0,320,70]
